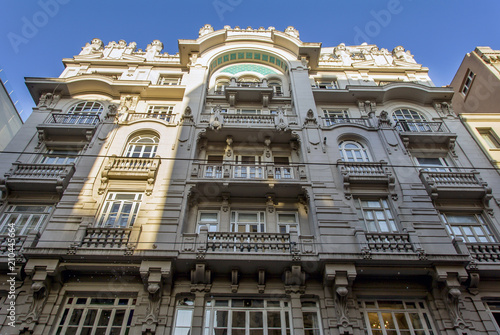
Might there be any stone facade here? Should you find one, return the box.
[1,26,500,335]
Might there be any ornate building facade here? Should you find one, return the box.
[1,25,500,335]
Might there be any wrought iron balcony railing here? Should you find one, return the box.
[395,121,449,133]
[193,163,306,181]
[46,113,100,125]
[322,117,371,127]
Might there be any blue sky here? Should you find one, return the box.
[1,0,499,121]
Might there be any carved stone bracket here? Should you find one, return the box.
[181,106,194,124]
[377,110,392,128]
[190,263,212,292]
[37,92,61,109]
[257,269,266,293]
[266,193,275,213]
[303,109,318,126]
[231,269,239,293]
[434,266,470,332]
[140,261,172,335]
[20,260,60,332]
[324,264,357,334]
[284,265,306,293]
[209,105,223,130]
[358,100,376,117]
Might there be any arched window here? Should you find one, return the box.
[339,140,371,162]
[65,101,104,124]
[125,134,159,158]
[392,108,430,132]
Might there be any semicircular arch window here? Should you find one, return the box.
[64,101,104,124]
[125,134,159,158]
[392,108,430,132]
[339,140,371,162]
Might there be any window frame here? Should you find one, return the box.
[0,204,52,236]
[339,140,371,162]
[173,297,195,335]
[125,134,159,158]
[197,211,220,233]
[359,299,437,335]
[485,301,500,333]
[322,109,349,126]
[65,101,103,124]
[97,193,143,228]
[301,300,323,335]
[440,212,497,243]
[146,105,176,122]
[415,156,450,172]
[477,128,500,149]
[356,198,398,233]
[39,149,80,165]
[230,211,266,233]
[277,212,299,234]
[54,296,136,335]
[158,75,182,86]
[461,69,475,96]
[203,298,293,335]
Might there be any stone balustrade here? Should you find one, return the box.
[466,243,500,262]
[206,232,292,253]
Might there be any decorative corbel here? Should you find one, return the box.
[190,263,211,292]
[284,265,306,293]
[36,129,45,149]
[209,105,223,130]
[231,269,239,293]
[140,261,172,335]
[324,264,357,335]
[181,106,194,124]
[266,194,275,213]
[304,109,318,126]
[275,107,288,131]
[21,260,60,332]
[257,269,266,293]
[434,266,470,332]
[377,110,392,128]
[221,193,230,212]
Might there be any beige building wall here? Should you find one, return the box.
[0,27,499,335]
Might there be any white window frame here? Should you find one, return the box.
[440,212,497,243]
[233,155,263,179]
[146,105,176,123]
[40,149,79,165]
[97,193,142,228]
[277,212,299,234]
[173,297,195,335]
[301,300,323,335]
[323,109,349,126]
[197,211,219,232]
[392,109,430,132]
[415,157,450,172]
[356,198,398,233]
[231,211,266,233]
[269,81,283,96]
[158,76,182,86]
[203,298,292,335]
[54,296,135,335]
[339,140,371,162]
[314,79,339,89]
[0,204,52,235]
[125,134,159,158]
[235,109,262,114]
[360,299,437,335]
[461,70,475,96]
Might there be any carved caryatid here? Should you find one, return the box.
[209,105,223,130]
[225,136,233,158]
[275,107,288,131]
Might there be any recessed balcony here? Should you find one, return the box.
[394,121,457,149]
[99,156,161,195]
[419,169,492,201]
[200,112,298,130]
[1,163,75,194]
[192,163,307,182]
[208,79,287,105]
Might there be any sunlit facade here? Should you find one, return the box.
[1,25,500,335]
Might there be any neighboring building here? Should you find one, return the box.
[0,73,23,151]
[1,25,500,335]
[451,47,500,169]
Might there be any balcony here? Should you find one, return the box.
[200,112,298,129]
[99,156,161,195]
[1,163,75,194]
[206,232,292,253]
[337,161,395,198]
[0,231,40,263]
[466,243,500,263]
[69,227,139,256]
[193,163,306,182]
[356,230,425,259]
[210,79,286,106]
[394,121,456,149]
[419,169,492,201]
[322,117,371,128]
[37,113,100,141]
